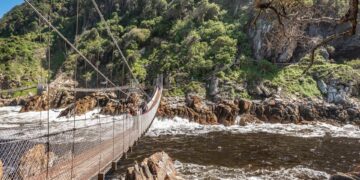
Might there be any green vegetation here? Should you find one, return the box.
[0,0,358,100]
[0,33,48,88]
[226,54,360,98]
[345,59,360,70]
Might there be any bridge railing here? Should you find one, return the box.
[0,77,162,180]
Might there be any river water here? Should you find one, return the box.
[108,117,360,180]
[1,107,359,180]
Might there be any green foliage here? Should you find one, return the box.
[164,87,185,97]
[132,59,148,81]
[209,35,237,66]
[164,81,206,97]
[184,81,206,95]
[272,65,321,97]
[0,34,47,86]
[345,59,360,70]
[12,88,37,98]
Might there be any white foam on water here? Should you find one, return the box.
[174,161,330,180]
[0,106,132,141]
[147,117,360,138]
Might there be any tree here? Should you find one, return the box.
[209,36,237,66]
[106,62,114,80]
[251,0,359,72]
[83,71,93,88]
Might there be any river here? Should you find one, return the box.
[1,107,359,180]
[107,117,360,180]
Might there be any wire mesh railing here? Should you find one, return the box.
[0,80,162,180]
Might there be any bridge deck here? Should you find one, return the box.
[0,86,161,180]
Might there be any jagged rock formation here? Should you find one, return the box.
[317,79,360,105]
[18,89,145,117]
[126,151,182,180]
[0,97,27,107]
[20,90,74,112]
[158,96,360,126]
[158,96,218,125]
[18,144,56,179]
[58,94,98,117]
[58,92,116,117]
[101,93,142,116]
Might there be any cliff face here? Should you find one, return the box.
[249,1,360,63]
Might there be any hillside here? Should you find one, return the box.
[0,0,359,102]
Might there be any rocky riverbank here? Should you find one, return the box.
[6,90,144,118]
[157,95,360,126]
[126,151,183,180]
[2,89,360,126]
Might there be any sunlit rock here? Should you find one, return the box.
[18,144,56,179]
[126,151,183,180]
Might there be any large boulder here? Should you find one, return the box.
[214,101,239,125]
[100,93,143,116]
[158,96,219,125]
[238,114,262,126]
[20,90,74,112]
[20,94,49,112]
[58,95,97,117]
[18,144,56,179]
[238,99,252,114]
[126,151,182,180]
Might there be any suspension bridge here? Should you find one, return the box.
[0,0,163,179]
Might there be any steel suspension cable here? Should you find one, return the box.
[71,0,80,178]
[97,54,103,174]
[24,0,130,98]
[46,1,52,178]
[90,0,151,99]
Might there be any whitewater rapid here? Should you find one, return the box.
[1,105,360,140]
[174,161,330,180]
[147,117,360,138]
[0,106,131,141]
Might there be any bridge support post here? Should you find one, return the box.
[98,173,105,180]
[111,161,118,171]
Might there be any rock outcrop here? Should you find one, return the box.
[58,92,143,117]
[20,90,73,112]
[126,151,182,180]
[101,93,142,116]
[158,96,360,126]
[18,144,56,179]
[157,96,219,125]
[330,164,360,180]
[249,2,360,63]
[317,79,360,105]
[0,97,28,107]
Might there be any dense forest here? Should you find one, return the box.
[0,0,359,101]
